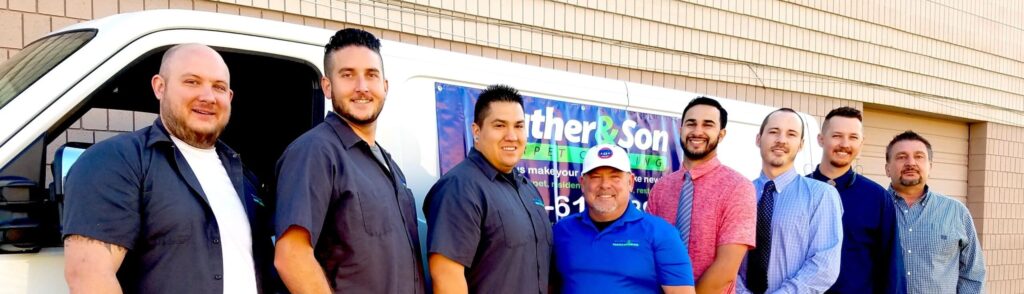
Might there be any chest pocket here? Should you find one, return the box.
[142,184,198,246]
[921,222,959,262]
[356,189,399,236]
[498,197,534,248]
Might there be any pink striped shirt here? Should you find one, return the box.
[647,157,756,294]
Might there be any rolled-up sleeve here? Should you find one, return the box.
[423,177,482,267]
[274,138,334,244]
[62,141,142,250]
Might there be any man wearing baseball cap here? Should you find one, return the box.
[553,144,696,294]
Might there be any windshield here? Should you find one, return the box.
[0,30,96,111]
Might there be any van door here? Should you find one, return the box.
[0,29,325,293]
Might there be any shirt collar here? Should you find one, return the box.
[579,204,643,232]
[809,165,857,189]
[467,147,523,182]
[757,167,798,192]
[887,185,933,207]
[145,118,238,157]
[681,157,722,180]
[325,112,365,149]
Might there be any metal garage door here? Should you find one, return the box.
[859,108,970,203]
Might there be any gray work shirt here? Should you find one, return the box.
[274,113,425,293]
[424,148,553,294]
[62,119,276,294]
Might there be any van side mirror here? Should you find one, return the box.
[50,143,90,201]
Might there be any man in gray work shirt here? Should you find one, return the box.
[273,28,425,294]
[424,84,552,294]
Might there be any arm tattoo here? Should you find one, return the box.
[65,235,126,255]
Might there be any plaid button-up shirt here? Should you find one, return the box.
[889,186,986,294]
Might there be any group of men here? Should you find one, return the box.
[58,27,985,294]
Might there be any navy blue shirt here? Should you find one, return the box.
[274,113,425,293]
[62,119,275,294]
[809,167,906,294]
[424,148,553,294]
[554,206,694,293]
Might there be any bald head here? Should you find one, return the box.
[151,43,234,148]
[158,43,230,82]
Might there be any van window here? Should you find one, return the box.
[0,30,96,111]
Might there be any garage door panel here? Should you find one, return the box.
[862,129,969,155]
[862,111,970,138]
[862,108,969,204]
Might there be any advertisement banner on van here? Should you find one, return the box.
[435,82,683,221]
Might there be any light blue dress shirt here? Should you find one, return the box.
[737,168,844,294]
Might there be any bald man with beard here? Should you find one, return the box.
[63,44,274,294]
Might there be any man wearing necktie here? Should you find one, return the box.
[736,108,843,294]
[647,97,756,293]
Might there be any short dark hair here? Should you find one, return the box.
[758,108,805,139]
[822,106,862,130]
[474,84,524,125]
[885,130,933,163]
[682,96,728,129]
[323,28,382,74]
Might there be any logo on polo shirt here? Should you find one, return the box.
[598,148,613,159]
[533,197,544,207]
[611,240,640,247]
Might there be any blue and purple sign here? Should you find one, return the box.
[435,82,683,221]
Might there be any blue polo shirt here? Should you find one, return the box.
[62,119,276,294]
[808,167,906,294]
[554,206,694,294]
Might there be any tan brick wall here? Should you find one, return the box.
[2,0,1022,291]
[969,122,1024,293]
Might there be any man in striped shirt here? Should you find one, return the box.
[885,131,985,293]
[737,108,843,294]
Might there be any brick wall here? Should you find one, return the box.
[970,122,1024,293]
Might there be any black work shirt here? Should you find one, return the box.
[424,148,553,294]
[62,119,275,294]
[274,113,425,293]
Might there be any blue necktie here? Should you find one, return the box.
[746,180,776,294]
[675,171,693,246]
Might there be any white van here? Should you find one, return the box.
[0,10,821,293]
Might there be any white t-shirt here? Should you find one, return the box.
[170,135,258,294]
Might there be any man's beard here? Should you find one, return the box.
[899,177,922,186]
[333,95,383,126]
[161,108,223,148]
[681,135,720,160]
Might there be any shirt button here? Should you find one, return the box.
[906,272,911,276]
[213,239,220,244]
[904,210,908,213]
[907,250,911,253]
[214,274,222,280]
[908,228,913,232]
